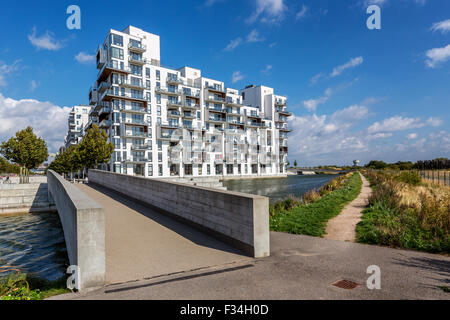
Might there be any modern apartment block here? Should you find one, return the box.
[64,105,92,150]
[86,25,292,178]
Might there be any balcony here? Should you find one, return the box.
[128,42,146,53]
[183,90,200,98]
[247,113,261,119]
[98,107,111,117]
[208,106,226,114]
[205,96,226,103]
[182,112,195,119]
[99,120,111,128]
[276,107,293,116]
[225,98,243,107]
[275,99,286,106]
[182,104,200,110]
[123,157,148,164]
[131,144,151,151]
[205,85,225,94]
[155,86,182,96]
[119,79,146,90]
[98,62,131,81]
[128,56,147,66]
[167,77,183,85]
[208,116,226,123]
[167,100,183,109]
[276,126,292,132]
[247,122,263,128]
[124,118,148,127]
[122,132,147,139]
[159,122,180,129]
[101,89,147,103]
[120,106,147,114]
[168,110,181,118]
[89,88,98,105]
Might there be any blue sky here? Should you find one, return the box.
[0,0,449,165]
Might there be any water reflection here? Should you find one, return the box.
[224,174,339,203]
[0,212,68,281]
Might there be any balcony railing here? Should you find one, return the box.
[128,42,146,52]
[120,106,148,113]
[205,96,226,103]
[102,89,146,102]
[168,110,181,117]
[119,79,146,89]
[155,86,182,96]
[128,56,147,65]
[98,62,131,78]
[206,85,225,93]
[131,144,151,150]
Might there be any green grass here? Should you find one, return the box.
[356,170,450,254]
[0,272,70,300]
[270,172,363,237]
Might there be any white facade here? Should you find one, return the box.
[86,26,292,178]
[64,105,92,150]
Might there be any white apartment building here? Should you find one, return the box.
[86,26,292,178]
[64,105,92,150]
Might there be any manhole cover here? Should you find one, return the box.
[332,280,360,290]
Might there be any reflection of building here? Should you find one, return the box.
[64,105,92,150]
[86,25,292,178]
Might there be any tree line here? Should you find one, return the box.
[0,125,113,181]
[48,125,113,177]
[365,158,450,170]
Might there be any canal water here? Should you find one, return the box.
[224,174,339,203]
[0,212,68,281]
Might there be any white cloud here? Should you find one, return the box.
[75,52,96,65]
[224,37,243,51]
[310,73,324,84]
[0,93,71,152]
[287,104,447,166]
[431,19,450,34]
[247,29,265,43]
[368,116,441,134]
[296,4,308,21]
[30,80,39,92]
[28,27,63,51]
[425,44,450,68]
[269,42,277,48]
[330,57,364,77]
[232,71,245,83]
[302,88,332,111]
[0,60,21,86]
[247,0,286,24]
[261,65,273,74]
[407,133,418,140]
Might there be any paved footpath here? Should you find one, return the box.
[74,183,251,285]
[324,173,371,242]
[53,231,450,300]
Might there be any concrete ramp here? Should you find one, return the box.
[75,183,251,285]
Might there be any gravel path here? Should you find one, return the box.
[324,173,371,242]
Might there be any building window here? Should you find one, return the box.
[111,47,123,60]
[148,164,153,177]
[227,164,233,175]
[156,94,161,104]
[157,117,161,125]
[130,65,142,76]
[158,164,163,176]
[185,165,193,176]
[157,105,161,116]
[197,111,201,119]
[207,164,211,175]
[158,152,162,162]
[110,34,123,47]
[198,165,203,176]
[148,152,153,162]
[146,68,150,78]
[158,141,162,151]
[156,70,160,80]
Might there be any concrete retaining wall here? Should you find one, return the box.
[47,170,105,290]
[89,170,270,258]
[0,183,56,215]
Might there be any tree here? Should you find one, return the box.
[365,160,388,170]
[78,125,114,172]
[0,157,20,174]
[48,145,82,178]
[294,160,298,167]
[0,127,48,171]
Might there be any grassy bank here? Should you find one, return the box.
[0,270,70,300]
[270,172,362,237]
[356,170,450,254]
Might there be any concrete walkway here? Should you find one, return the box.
[74,183,250,285]
[52,232,450,300]
[324,173,371,242]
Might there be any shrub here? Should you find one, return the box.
[396,171,422,186]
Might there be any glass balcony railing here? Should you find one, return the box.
[128,42,146,51]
